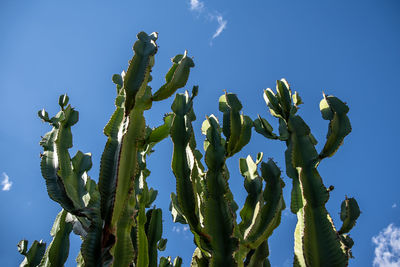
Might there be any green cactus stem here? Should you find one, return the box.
[255,79,360,266]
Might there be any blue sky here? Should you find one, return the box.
[1,1,399,266]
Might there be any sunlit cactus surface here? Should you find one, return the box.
[18,32,359,267]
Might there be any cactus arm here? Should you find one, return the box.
[202,115,238,266]
[169,192,188,224]
[232,115,253,155]
[159,256,182,267]
[98,101,124,223]
[123,32,158,114]
[276,79,292,119]
[54,106,87,210]
[170,92,212,254]
[39,128,76,213]
[18,240,46,267]
[191,248,210,267]
[288,115,347,266]
[145,208,163,267]
[152,51,195,101]
[170,92,201,232]
[238,155,263,236]
[219,93,242,157]
[253,116,277,140]
[110,59,153,228]
[39,102,90,214]
[245,241,270,267]
[219,93,252,157]
[159,257,172,267]
[109,195,135,267]
[147,113,173,144]
[263,89,283,119]
[338,197,360,235]
[38,210,73,267]
[319,94,352,160]
[136,195,149,267]
[173,257,183,267]
[241,160,285,249]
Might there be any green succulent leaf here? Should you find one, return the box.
[38,210,73,267]
[146,208,163,267]
[18,240,46,267]
[58,94,69,108]
[276,79,292,118]
[338,197,360,235]
[123,31,158,114]
[319,94,352,159]
[148,113,174,144]
[263,89,282,118]
[158,238,168,251]
[170,92,201,231]
[242,160,285,249]
[254,116,277,140]
[153,50,195,101]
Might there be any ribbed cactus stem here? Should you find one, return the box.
[255,79,360,266]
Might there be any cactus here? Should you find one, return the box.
[21,31,194,267]
[20,31,359,267]
[169,90,285,266]
[254,79,360,266]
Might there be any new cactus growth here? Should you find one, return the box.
[19,32,359,266]
[254,79,360,266]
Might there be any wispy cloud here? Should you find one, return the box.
[172,225,190,233]
[172,225,190,239]
[212,15,227,39]
[190,0,204,12]
[188,1,227,41]
[392,203,397,208]
[372,223,400,267]
[1,172,12,191]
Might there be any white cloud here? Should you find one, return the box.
[187,1,227,40]
[190,0,204,12]
[172,225,190,233]
[372,223,400,267]
[1,172,12,191]
[212,15,227,39]
[392,203,397,208]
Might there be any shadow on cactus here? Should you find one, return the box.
[18,31,359,267]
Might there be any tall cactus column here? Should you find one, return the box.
[254,79,360,267]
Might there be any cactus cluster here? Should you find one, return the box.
[20,32,192,267]
[19,32,360,267]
